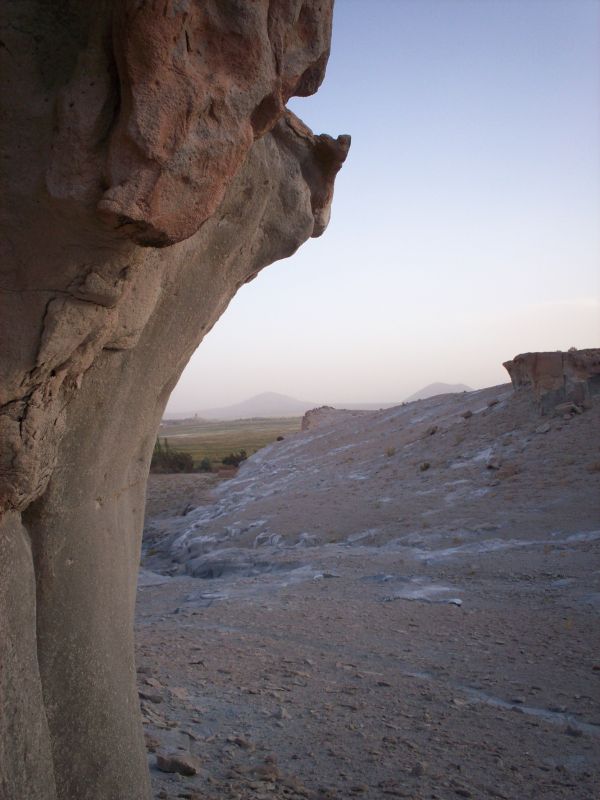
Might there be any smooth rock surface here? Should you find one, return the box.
[0,3,347,798]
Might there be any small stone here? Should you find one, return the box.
[144,733,160,752]
[564,725,583,738]
[156,752,202,776]
[281,773,310,795]
[486,456,502,470]
[419,461,430,472]
[425,425,438,436]
[253,759,281,782]
[226,735,254,750]
[377,780,411,797]
[138,690,163,704]
[411,761,426,777]
[461,410,473,419]
[535,422,551,434]
[554,401,581,416]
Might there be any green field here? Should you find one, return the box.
[156,417,302,468]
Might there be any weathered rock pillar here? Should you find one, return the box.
[0,2,348,797]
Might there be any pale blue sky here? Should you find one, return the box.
[168,0,599,412]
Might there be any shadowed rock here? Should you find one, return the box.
[0,2,348,798]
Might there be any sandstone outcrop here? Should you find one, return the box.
[301,405,337,430]
[0,3,348,799]
[503,349,600,414]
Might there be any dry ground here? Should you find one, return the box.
[156,417,302,468]
[136,386,600,800]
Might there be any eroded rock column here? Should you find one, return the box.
[0,2,348,798]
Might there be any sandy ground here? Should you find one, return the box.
[136,385,600,800]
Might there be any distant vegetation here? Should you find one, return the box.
[151,438,194,473]
[222,449,248,467]
[151,417,301,473]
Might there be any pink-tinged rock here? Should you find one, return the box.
[503,349,600,414]
[95,0,336,246]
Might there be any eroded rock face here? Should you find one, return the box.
[301,405,337,431]
[503,350,600,414]
[97,0,335,246]
[0,3,348,798]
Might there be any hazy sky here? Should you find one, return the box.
[167,0,600,413]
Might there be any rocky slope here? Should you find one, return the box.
[146,382,600,568]
[138,378,600,799]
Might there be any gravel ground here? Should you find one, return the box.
[136,386,600,800]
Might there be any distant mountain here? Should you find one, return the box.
[169,385,474,420]
[404,382,472,402]
[196,391,318,420]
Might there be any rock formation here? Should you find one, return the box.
[301,405,337,430]
[503,349,600,414]
[0,3,348,799]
